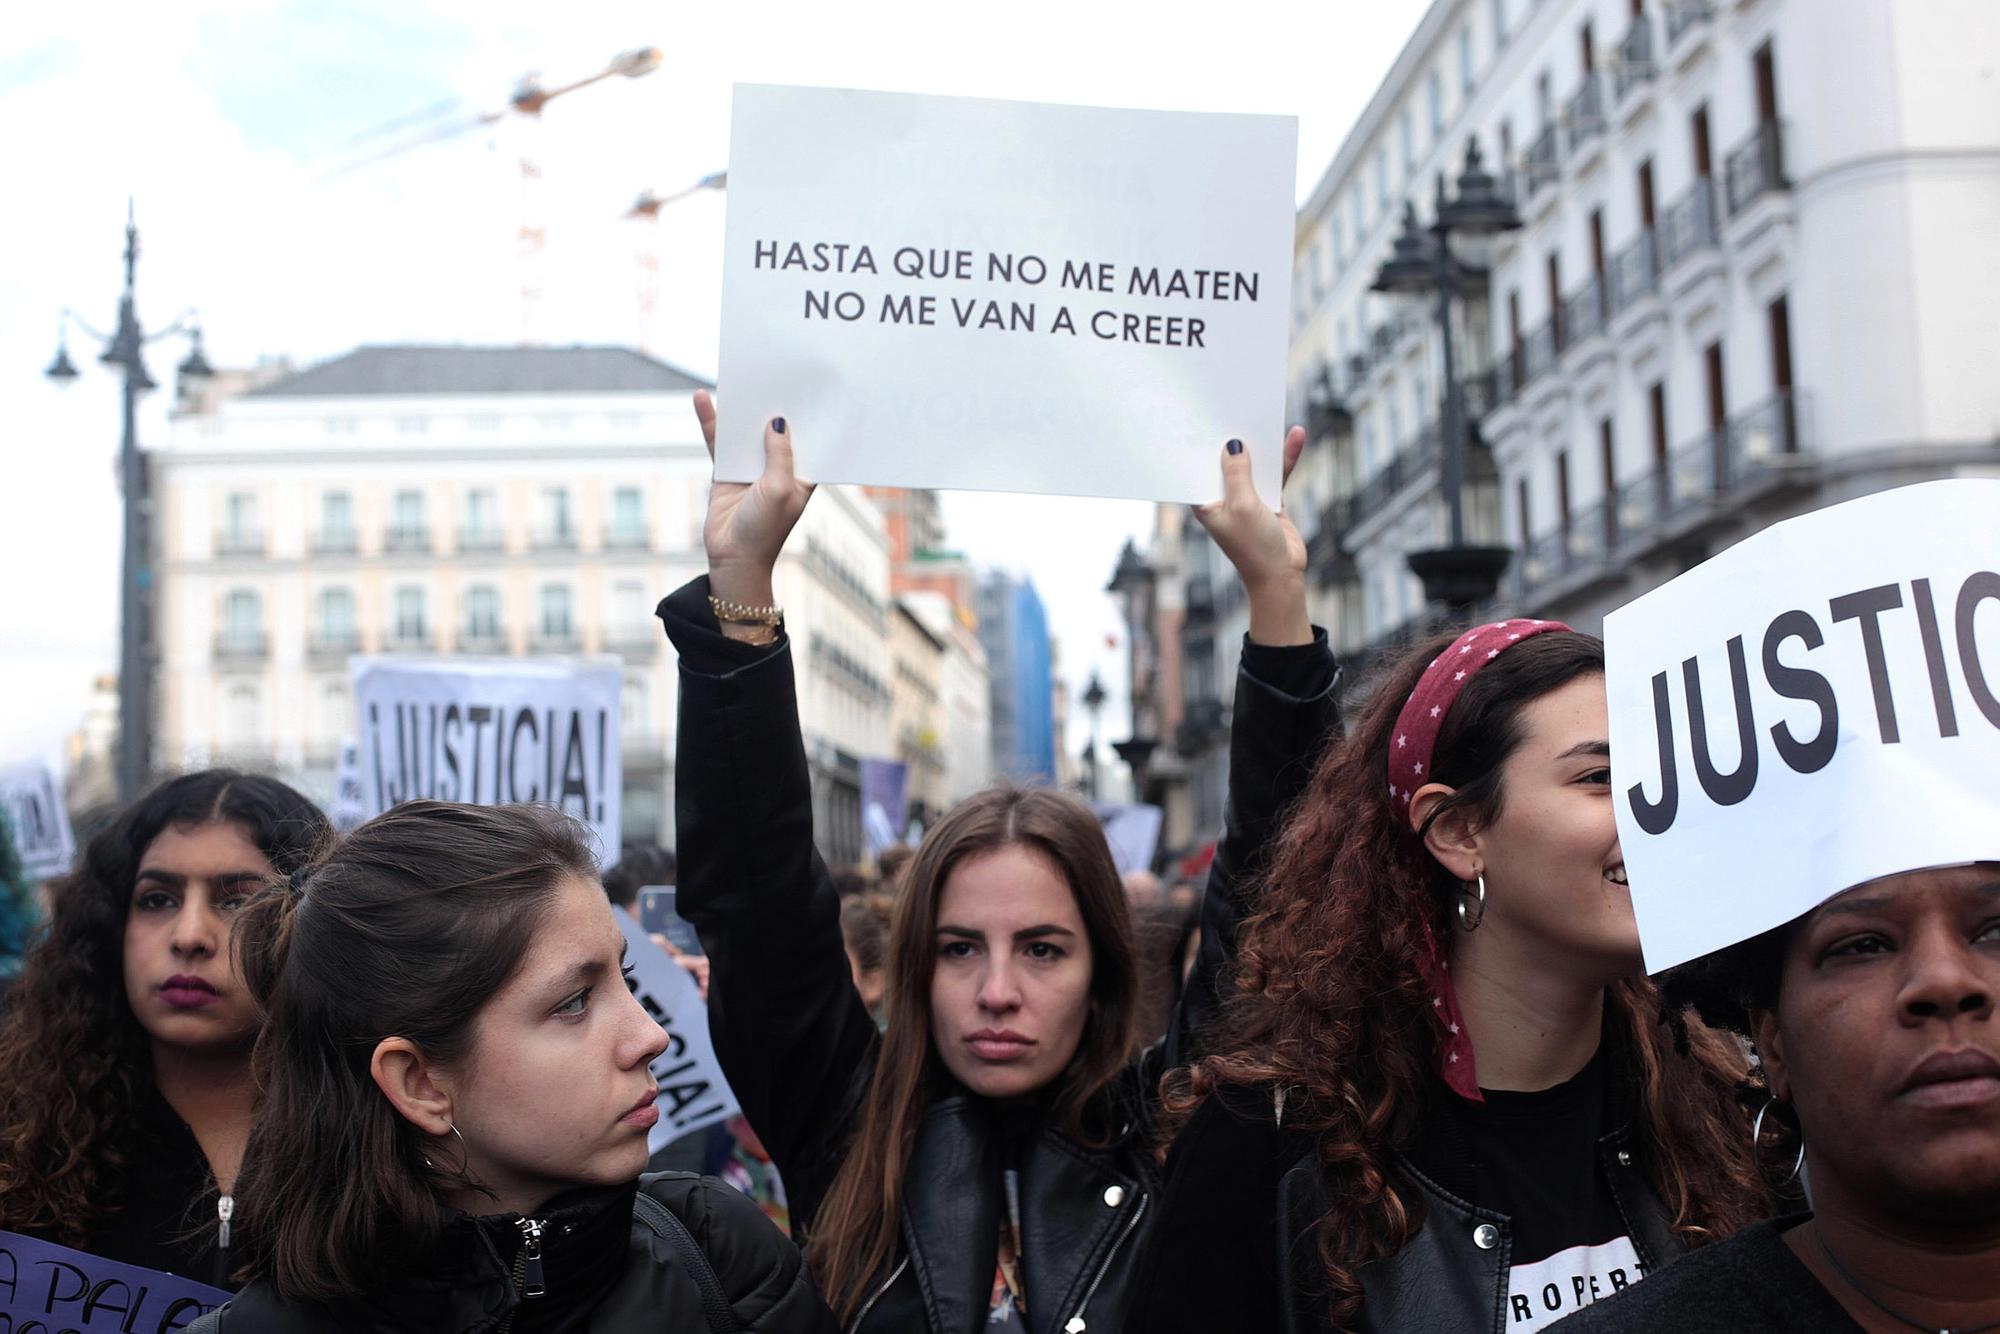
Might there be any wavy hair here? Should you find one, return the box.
[1161,632,1769,1328]
[227,800,596,1301]
[0,770,327,1247]
[809,786,1138,1321]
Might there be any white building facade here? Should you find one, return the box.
[1282,0,2000,665]
[154,344,895,855]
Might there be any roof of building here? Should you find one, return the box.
[245,345,712,397]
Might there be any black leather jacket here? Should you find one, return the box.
[663,577,1340,1334]
[186,1175,836,1333]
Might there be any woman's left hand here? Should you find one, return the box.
[1192,428,1311,646]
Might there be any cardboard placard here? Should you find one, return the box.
[716,84,1296,505]
[0,763,76,883]
[1605,480,2000,971]
[613,909,740,1151]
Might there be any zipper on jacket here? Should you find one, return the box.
[846,1254,911,1332]
[516,1216,548,1299]
[1062,1192,1148,1334]
[213,1194,235,1289]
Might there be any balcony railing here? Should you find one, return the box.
[1609,228,1660,312]
[1525,124,1561,195]
[307,629,361,660]
[1562,274,1608,350]
[1350,421,1442,528]
[603,525,652,551]
[607,629,659,659]
[383,631,436,653]
[1564,74,1606,155]
[213,631,269,662]
[1614,16,1657,101]
[1185,578,1216,621]
[530,527,578,552]
[214,530,266,558]
[457,529,506,554]
[457,630,509,654]
[1522,318,1559,383]
[532,629,582,653]
[1660,176,1720,274]
[1666,0,1714,47]
[1724,120,1788,217]
[383,526,432,554]
[1514,393,1806,601]
[311,529,358,556]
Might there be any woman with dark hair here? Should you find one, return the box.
[192,799,834,1332]
[1551,858,2000,1332]
[0,769,327,1285]
[665,398,1331,1331]
[1129,618,1775,1331]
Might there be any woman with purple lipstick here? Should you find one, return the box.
[0,769,328,1287]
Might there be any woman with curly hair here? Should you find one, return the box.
[0,769,327,1285]
[1129,618,1776,1332]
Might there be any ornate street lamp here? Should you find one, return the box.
[1373,137,1523,610]
[1081,671,1107,801]
[43,203,215,802]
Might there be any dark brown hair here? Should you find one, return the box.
[1162,631,1769,1329]
[810,786,1138,1320]
[228,800,596,1301]
[0,770,327,1246]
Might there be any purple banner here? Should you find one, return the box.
[0,1229,229,1332]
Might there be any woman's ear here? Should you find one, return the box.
[1749,1007,1791,1102]
[370,1037,456,1136]
[1409,783,1481,882]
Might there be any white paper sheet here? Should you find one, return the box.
[716,84,1297,506]
[1604,479,2000,971]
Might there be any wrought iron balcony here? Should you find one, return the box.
[1564,74,1606,156]
[1174,697,1228,758]
[214,529,266,558]
[383,628,436,652]
[213,630,269,662]
[1614,16,1657,101]
[1349,422,1442,529]
[530,527,578,552]
[1522,317,1559,384]
[1665,0,1714,47]
[1660,176,1720,274]
[457,529,506,554]
[383,526,432,554]
[1562,274,1608,350]
[532,629,583,653]
[1724,120,1788,217]
[1609,228,1660,313]
[310,528,359,556]
[456,630,510,654]
[603,525,653,551]
[1525,124,1561,195]
[1185,577,1217,623]
[307,629,361,661]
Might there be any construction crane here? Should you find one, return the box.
[320,46,663,345]
[625,171,726,355]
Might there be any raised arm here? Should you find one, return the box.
[1163,430,1344,1067]
[665,397,876,1231]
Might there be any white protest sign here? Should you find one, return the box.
[351,658,622,865]
[613,908,740,1151]
[715,84,1296,506]
[0,762,76,882]
[331,736,366,833]
[1605,480,2000,972]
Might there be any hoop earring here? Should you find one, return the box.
[1457,872,1487,931]
[1751,1097,1804,1188]
[423,1123,470,1176]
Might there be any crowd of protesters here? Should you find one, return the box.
[0,390,1991,1333]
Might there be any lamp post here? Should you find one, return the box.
[1081,671,1107,801]
[1104,539,1159,801]
[1372,137,1522,610]
[44,204,214,803]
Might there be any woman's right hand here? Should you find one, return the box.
[694,390,815,611]
[1192,429,1312,647]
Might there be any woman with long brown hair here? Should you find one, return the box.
[189,799,833,1332]
[0,769,328,1285]
[666,399,1330,1332]
[1129,618,1776,1331]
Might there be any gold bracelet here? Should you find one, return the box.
[708,594,785,627]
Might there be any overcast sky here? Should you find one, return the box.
[0,0,1428,771]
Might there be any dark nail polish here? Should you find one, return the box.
[771,416,787,435]
[1226,438,1244,455]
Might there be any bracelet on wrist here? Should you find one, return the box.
[708,594,785,628]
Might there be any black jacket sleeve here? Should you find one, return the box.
[640,1174,841,1333]
[1160,630,1341,1073]
[660,576,880,1238]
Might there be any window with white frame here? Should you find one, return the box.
[224,492,257,545]
[318,587,356,640]
[394,586,427,642]
[1459,26,1476,93]
[1490,0,1508,46]
[464,488,499,541]
[392,489,426,541]
[1428,69,1445,138]
[610,486,645,544]
[320,491,354,546]
[540,584,573,640]
[1375,149,1390,209]
[540,487,573,541]
[222,589,261,646]
[465,585,501,639]
[1349,188,1365,240]
[1400,109,1416,172]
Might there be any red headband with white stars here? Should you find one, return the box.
[1387,616,1573,1103]
[1387,618,1574,817]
